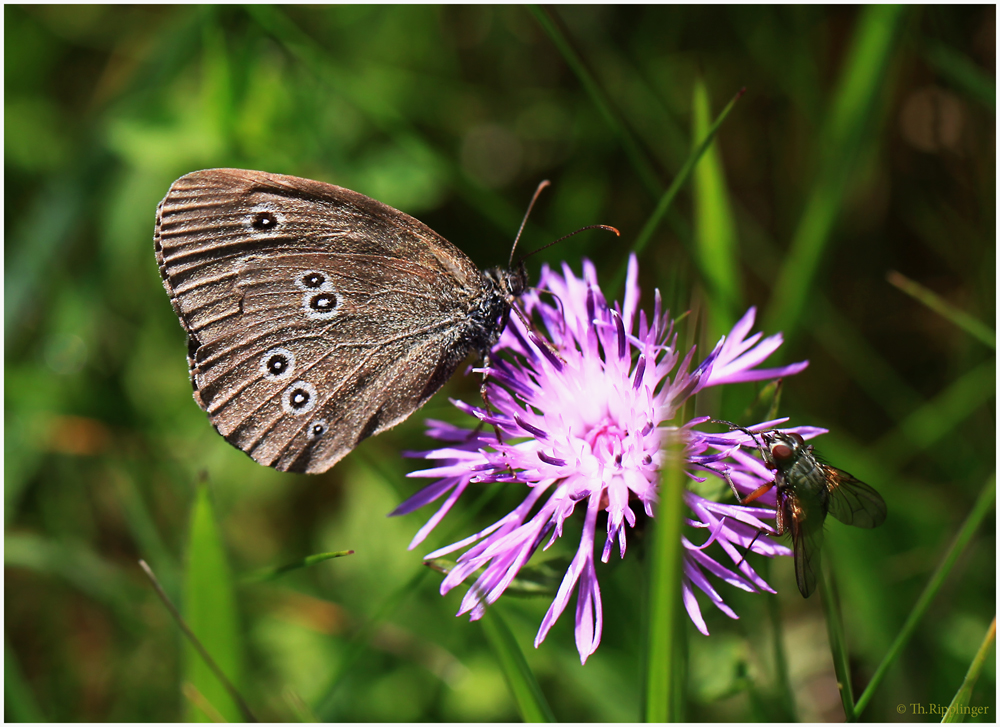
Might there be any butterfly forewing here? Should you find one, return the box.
[823,465,887,529]
[155,169,497,473]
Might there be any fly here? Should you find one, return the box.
[714,421,887,598]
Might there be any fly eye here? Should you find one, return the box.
[788,432,805,445]
[771,443,794,462]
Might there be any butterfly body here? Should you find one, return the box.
[155,169,523,473]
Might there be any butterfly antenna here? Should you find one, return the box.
[519,224,620,265]
[509,180,552,268]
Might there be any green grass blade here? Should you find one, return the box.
[314,567,429,720]
[5,533,142,623]
[528,5,662,198]
[5,636,46,722]
[242,550,355,583]
[692,77,744,339]
[887,270,995,349]
[632,87,746,263]
[644,432,687,722]
[924,41,996,112]
[873,358,995,471]
[738,208,925,420]
[183,486,245,722]
[244,5,533,243]
[481,606,556,723]
[942,617,995,723]
[819,558,856,721]
[141,560,256,722]
[765,5,906,337]
[854,474,996,716]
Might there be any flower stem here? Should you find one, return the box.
[644,432,687,722]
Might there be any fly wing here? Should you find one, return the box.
[782,490,824,598]
[823,465,887,528]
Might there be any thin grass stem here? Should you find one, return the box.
[528,5,662,198]
[765,5,906,337]
[854,474,996,716]
[820,557,856,721]
[481,605,556,722]
[763,570,797,720]
[242,550,355,583]
[631,88,745,265]
[942,617,996,723]
[139,560,257,722]
[887,270,995,349]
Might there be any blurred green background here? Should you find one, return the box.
[5,5,995,722]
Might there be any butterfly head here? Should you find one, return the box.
[504,260,528,298]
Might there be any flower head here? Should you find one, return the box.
[392,255,810,663]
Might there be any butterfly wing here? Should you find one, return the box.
[822,465,887,529]
[155,168,490,473]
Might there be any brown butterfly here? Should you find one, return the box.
[155,169,526,473]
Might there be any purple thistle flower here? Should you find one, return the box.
[391,254,811,663]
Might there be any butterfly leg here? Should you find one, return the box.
[477,354,523,482]
[508,303,567,367]
[476,352,506,445]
